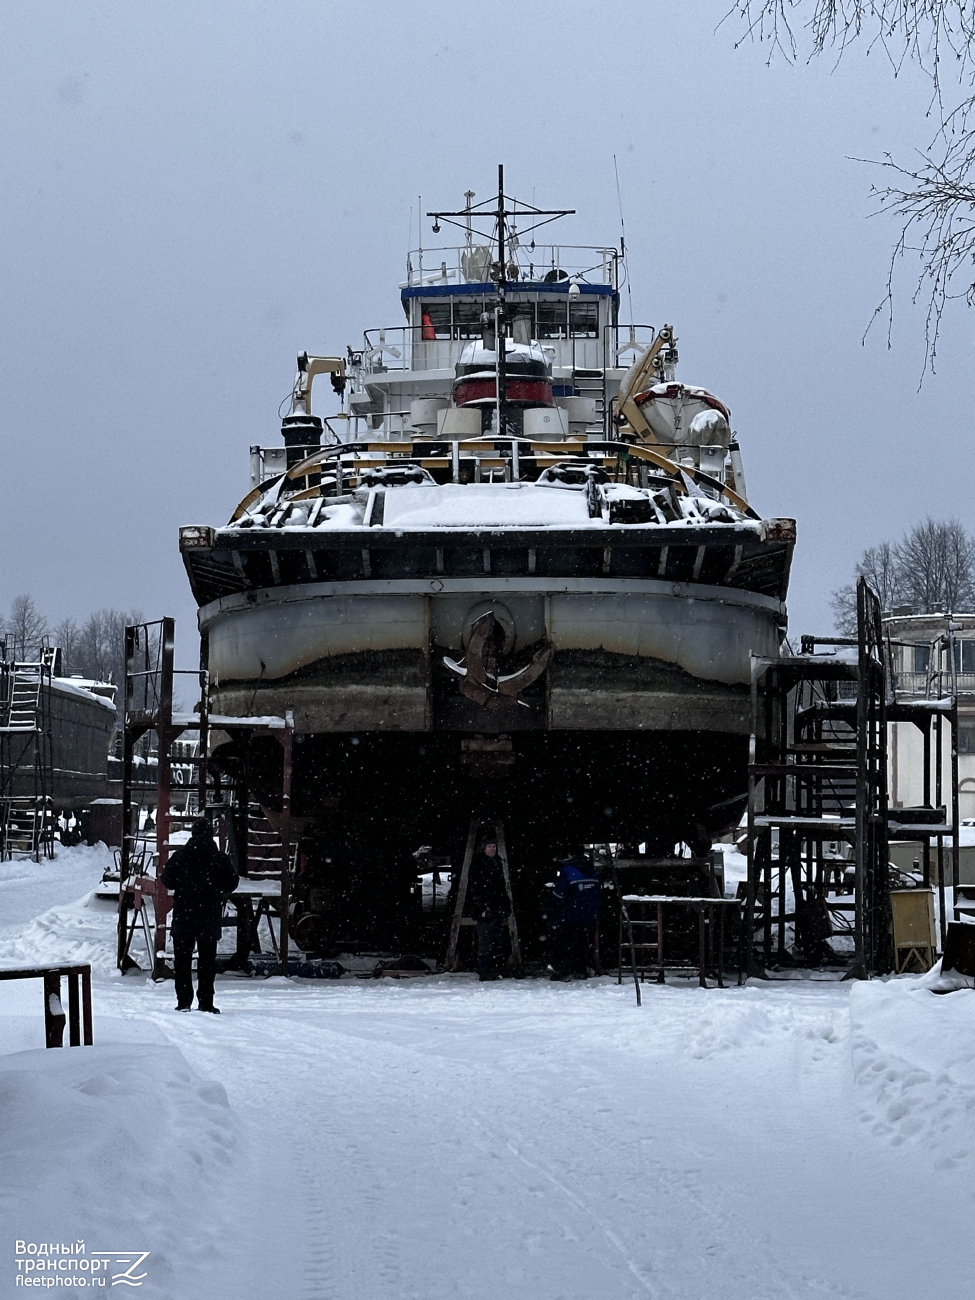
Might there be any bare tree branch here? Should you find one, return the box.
[863,139,975,372]
[52,617,80,676]
[729,2,975,85]
[728,1,975,374]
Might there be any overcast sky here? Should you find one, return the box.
[1,0,970,666]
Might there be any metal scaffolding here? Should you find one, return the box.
[744,578,959,978]
[116,618,295,979]
[745,579,892,977]
[0,647,54,861]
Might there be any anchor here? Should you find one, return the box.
[443,611,553,711]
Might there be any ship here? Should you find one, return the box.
[0,648,118,858]
[179,172,794,945]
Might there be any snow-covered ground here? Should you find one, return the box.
[2,846,975,1300]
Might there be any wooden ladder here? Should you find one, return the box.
[445,817,522,974]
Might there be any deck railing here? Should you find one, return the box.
[404,243,619,289]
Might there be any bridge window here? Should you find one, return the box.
[537,301,568,339]
[420,303,452,339]
[453,301,487,338]
[569,298,599,338]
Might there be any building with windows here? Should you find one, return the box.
[884,608,975,820]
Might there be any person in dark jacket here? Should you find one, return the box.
[161,819,238,1012]
[550,852,601,980]
[465,835,512,981]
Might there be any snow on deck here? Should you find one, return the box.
[382,482,603,529]
[1,847,974,1299]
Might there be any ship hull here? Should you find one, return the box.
[203,577,779,736]
[184,511,791,946]
[191,518,789,839]
[8,681,117,809]
[231,727,748,845]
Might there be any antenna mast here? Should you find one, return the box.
[496,164,507,440]
[428,171,574,443]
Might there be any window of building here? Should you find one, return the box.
[951,640,975,672]
[569,299,599,338]
[959,721,975,753]
[913,643,931,674]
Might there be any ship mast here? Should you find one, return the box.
[495,164,507,439]
[428,172,573,441]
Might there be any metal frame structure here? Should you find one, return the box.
[618,894,741,1004]
[745,578,959,978]
[444,816,522,974]
[0,647,54,861]
[613,854,732,1002]
[745,579,891,977]
[888,626,959,947]
[116,618,295,979]
[0,963,93,1047]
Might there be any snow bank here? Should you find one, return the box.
[0,886,119,974]
[0,843,113,944]
[0,1043,235,1298]
[850,976,975,1165]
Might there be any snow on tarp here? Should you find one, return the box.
[381,483,604,529]
[50,678,118,713]
[170,713,287,729]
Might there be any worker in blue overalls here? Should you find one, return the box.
[549,850,602,981]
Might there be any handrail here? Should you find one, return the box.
[230,436,757,521]
[405,242,619,289]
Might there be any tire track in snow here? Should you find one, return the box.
[294,1139,340,1300]
[199,1008,408,1300]
[465,1104,864,1300]
[124,982,869,1299]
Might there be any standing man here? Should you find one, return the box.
[466,834,512,981]
[550,850,602,981]
[162,819,238,1013]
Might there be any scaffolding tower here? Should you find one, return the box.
[744,578,959,977]
[0,646,54,861]
[888,624,960,949]
[116,618,295,979]
[745,579,893,977]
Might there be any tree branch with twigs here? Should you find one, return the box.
[727,1,975,372]
[863,139,975,371]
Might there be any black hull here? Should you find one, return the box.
[213,728,746,954]
[235,728,745,847]
[7,682,116,810]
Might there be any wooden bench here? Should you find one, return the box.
[0,964,93,1047]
